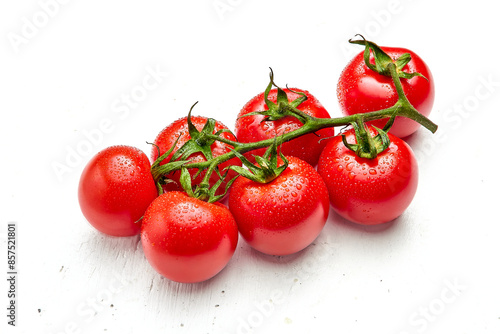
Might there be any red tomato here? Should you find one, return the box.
[78,146,158,236]
[317,127,418,225]
[337,47,434,138]
[151,116,241,196]
[235,88,334,166]
[141,191,238,283]
[228,156,329,256]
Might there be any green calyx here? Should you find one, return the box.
[228,138,288,184]
[342,112,396,159]
[178,166,238,203]
[171,101,229,164]
[349,34,427,80]
[149,102,238,197]
[241,68,310,124]
[149,135,190,195]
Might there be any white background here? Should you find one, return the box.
[1,0,499,333]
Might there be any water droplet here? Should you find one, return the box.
[369,169,377,175]
[346,162,354,171]
[348,172,355,180]
[337,165,343,172]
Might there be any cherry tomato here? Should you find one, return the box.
[78,146,158,236]
[151,116,241,196]
[337,47,434,138]
[228,156,329,256]
[141,191,238,283]
[317,127,418,225]
[235,88,334,166]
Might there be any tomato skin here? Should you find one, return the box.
[337,47,434,138]
[141,192,238,283]
[228,156,329,256]
[151,116,241,195]
[317,127,418,225]
[78,146,158,236]
[235,88,335,166]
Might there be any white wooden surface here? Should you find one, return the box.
[1,1,500,333]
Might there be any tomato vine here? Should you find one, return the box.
[150,37,438,202]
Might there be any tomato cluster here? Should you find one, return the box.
[78,38,435,283]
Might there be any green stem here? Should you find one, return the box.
[386,63,438,133]
[189,100,435,188]
[204,133,243,148]
[153,65,438,195]
[281,103,312,124]
[187,108,385,175]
